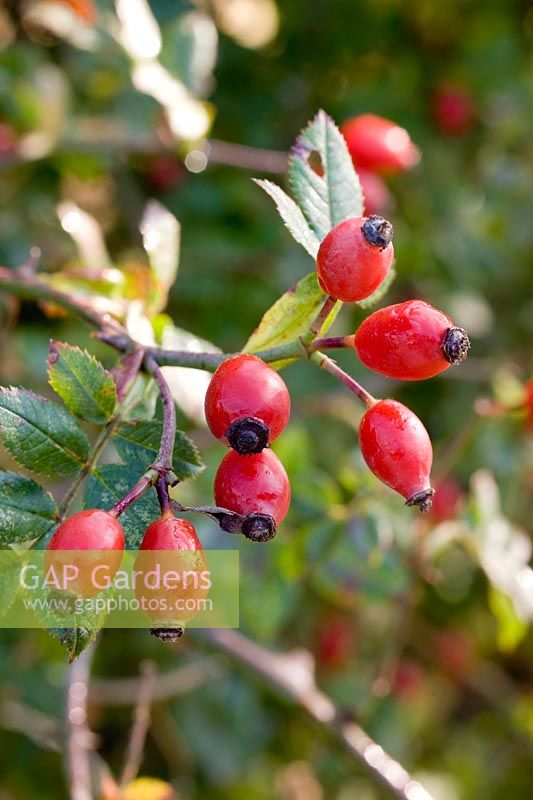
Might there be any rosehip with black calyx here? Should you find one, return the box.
[135,513,207,640]
[214,449,291,526]
[354,300,470,380]
[316,216,394,303]
[341,114,420,174]
[45,509,125,599]
[242,513,277,542]
[359,399,434,512]
[205,354,290,454]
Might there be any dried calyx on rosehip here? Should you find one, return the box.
[316,215,394,302]
[205,354,290,454]
[354,300,470,380]
[359,399,435,512]
[241,513,277,542]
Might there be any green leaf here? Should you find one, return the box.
[355,267,396,310]
[489,587,529,653]
[84,465,160,548]
[140,200,181,314]
[253,179,320,258]
[113,421,204,481]
[244,272,341,365]
[0,388,89,477]
[48,341,117,424]
[0,551,22,618]
[0,471,57,545]
[49,626,100,662]
[289,110,363,240]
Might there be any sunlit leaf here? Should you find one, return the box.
[288,110,363,240]
[140,201,180,314]
[253,179,320,258]
[48,341,117,424]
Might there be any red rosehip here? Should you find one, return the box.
[214,449,291,525]
[393,659,424,699]
[359,399,434,511]
[354,300,470,380]
[316,615,355,671]
[135,515,207,635]
[525,378,533,430]
[205,354,290,454]
[45,509,125,598]
[316,216,394,303]
[358,168,391,215]
[432,84,476,137]
[341,114,420,174]
[147,156,184,193]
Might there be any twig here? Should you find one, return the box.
[144,354,176,470]
[307,295,339,339]
[309,334,355,353]
[89,656,226,706]
[119,661,157,788]
[312,352,376,408]
[208,139,288,173]
[200,629,435,800]
[65,648,96,800]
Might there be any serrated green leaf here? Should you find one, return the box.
[253,179,320,258]
[0,388,89,477]
[289,110,363,240]
[84,465,160,548]
[113,421,204,480]
[48,341,117,424]
[0,471,57,545]
[244,272,341,366]
[49,626,100,662]
[355,267,396,310]
[140,201,181,314]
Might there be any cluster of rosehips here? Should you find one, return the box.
[205,354,292,540]
[316,212,470,512]
[46,507,205,639]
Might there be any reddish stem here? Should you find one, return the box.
[309,335,355,353]
[313,352,376,408]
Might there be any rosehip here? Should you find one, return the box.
[359,399,434,511]
[45,509,125,598]
[205,354,290,454]
[525,378,533,430]
[214,449,291,525]
[341,114,420,174]
[135,515,207,636]
[354,300,470,380]
[316,216,394,303]
[316,615,355,671]
[358,168,391,215]
[432,84,476,136]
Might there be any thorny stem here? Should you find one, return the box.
[144,354,176,470]
[312,352,377,408]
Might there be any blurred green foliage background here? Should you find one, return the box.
[0,1,532,798]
